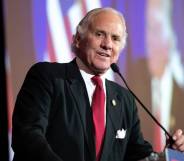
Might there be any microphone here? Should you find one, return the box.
[111,63,174,147]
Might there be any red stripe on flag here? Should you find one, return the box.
[47,27,57,62]
[63,16,74,58]
[81,0,87,15]
[64,16,72,44]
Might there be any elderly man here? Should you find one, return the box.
[12,7,184,161]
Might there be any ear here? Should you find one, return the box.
[73,32,81,48]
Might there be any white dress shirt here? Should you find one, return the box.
[76,58,107,123]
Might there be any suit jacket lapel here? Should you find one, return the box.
[66,60,95,160]
[100,80,125,161]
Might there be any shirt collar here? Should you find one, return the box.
[76,57,106,85]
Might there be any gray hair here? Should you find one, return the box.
[71,7,127,53]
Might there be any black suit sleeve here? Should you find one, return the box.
[12,63,63,161]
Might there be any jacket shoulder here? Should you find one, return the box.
[30,62,66,73]
[26,61,70,79]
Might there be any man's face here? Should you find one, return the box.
[76,11,125,75]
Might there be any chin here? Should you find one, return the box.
[93,66,109,75]
[96,62,110,68]
[91,61,110,73]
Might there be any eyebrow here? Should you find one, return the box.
[95,29,122,38]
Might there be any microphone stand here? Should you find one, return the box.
[111,63,174,147]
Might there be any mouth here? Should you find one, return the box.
[97,51,110,57]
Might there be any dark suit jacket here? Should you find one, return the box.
[12,59,153,161]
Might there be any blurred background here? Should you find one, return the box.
[2,0,184,160]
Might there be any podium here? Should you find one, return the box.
[165,148,184,161]
[140,148,184,161]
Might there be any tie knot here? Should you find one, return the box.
[91,76,103,87]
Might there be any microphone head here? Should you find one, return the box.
[111,63,120,73]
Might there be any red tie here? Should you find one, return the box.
[91,76,105,161]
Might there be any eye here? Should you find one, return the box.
[95,31,104,37]
[112,35,121,42]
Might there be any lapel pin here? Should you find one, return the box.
[111,99,116,107]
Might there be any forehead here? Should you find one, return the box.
[89,11,124,36]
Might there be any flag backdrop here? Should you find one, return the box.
[3,0,184,160]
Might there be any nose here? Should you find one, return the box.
[100,35,113,50]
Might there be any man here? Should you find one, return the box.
[12,8,184,161]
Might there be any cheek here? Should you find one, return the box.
[111,56,118,64]
[112,49,121,62]
[81,42,95,54]
[87,35,101,47]
[80,45,95,62]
